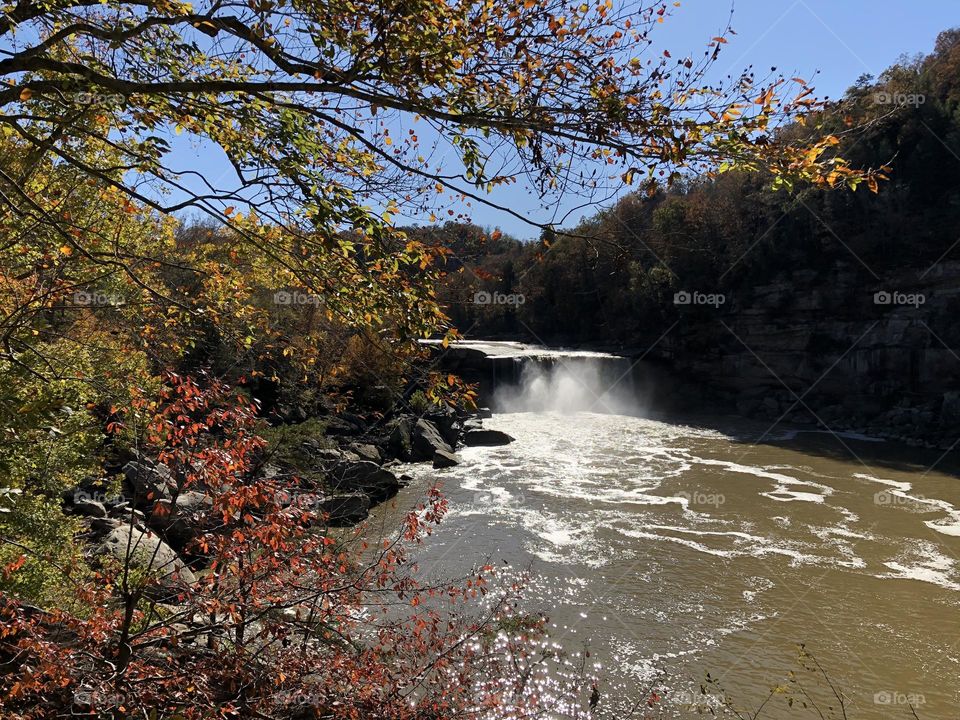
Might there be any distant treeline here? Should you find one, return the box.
[417,28,960,345]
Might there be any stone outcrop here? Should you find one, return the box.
[411,418,453,460]
[432,448,460,468]
[462,429,515,447]
[649,261,960,447]
[322,459,401,502]
[99,525,196,599]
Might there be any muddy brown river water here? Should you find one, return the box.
[381,345,960,719]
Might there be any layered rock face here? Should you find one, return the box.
[653,262,960,447]
[430,260,960,446]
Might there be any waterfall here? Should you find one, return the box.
[424,339,646,415]
[493,354,640,415]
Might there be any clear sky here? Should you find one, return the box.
[168,1,959,240]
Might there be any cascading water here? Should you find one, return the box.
[494,355,640,415]
[423,339,643,415]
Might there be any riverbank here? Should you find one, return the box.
[61,389,517,596]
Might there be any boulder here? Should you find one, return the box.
[462,429,515,447]
[280,491,370,525]
[424,407,461,447]
[175,491,214,515]
[388,417,414,459]
[325,413,364,436]
[123,461,176,507]
[300,441,356,463]
[432,449,460,469]
[148,491,214,549]
[317,493,370,525]
[324,460,400,502]
[73,498,108,518]
[99,525,196,599]
[90,517,123,534]
[109,506,147,526]
[411,418,452,460]
[348,443,381,463]
[462,417,485,432]
[274,404,309,424]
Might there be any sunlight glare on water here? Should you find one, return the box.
[392,376,960,718]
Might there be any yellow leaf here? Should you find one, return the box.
[59,245,73,256]
[19,88,32,101]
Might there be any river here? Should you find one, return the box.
[384,343,960,719]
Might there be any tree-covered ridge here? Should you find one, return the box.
[440,28,960,344]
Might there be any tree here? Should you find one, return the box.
[0,0,880,313]
[0,373,572,719]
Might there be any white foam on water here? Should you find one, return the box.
[880,542,960,591]
[742,576,776,603]
[762,488,828,503]
[854,472,913,492]
[612,523,820,565]
[854,472,960,537]
[924,513,960,537]
[692,457,833,503]
[393,398,960,712]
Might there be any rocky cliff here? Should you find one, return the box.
[650,261,960,448]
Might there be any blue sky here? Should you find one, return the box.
[168,1,958,239]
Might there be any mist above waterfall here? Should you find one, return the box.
[493,355,643,415]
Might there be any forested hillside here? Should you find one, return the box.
[429,30,960,444]
[438,28,960,346]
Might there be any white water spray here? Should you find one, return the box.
[493,355,643,415]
